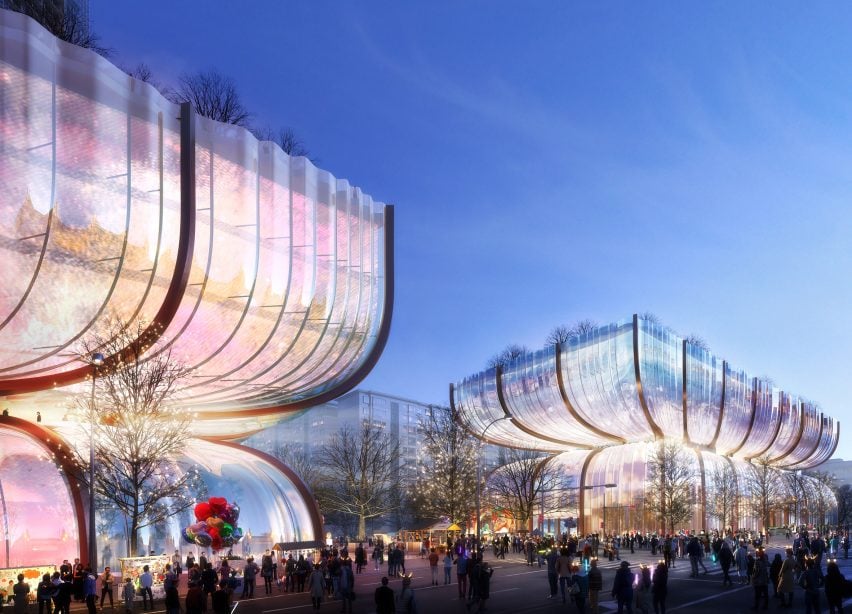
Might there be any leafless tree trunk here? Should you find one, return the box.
[314,423,399,539]
[645,441,695,533]
[545,319,598,346]
[487,449,563,533]
[71,316,201,553]
[487,344,529,369]
[744,456,783,532]
[707,462,738,531]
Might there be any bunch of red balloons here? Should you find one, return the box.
[182,496,243,551]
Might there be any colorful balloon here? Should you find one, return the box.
[195,532,212,547]
[194,502,211,521]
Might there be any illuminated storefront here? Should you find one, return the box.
[452,315,839,535]
[0,9,392,565]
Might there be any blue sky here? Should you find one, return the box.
[92,2,852,459]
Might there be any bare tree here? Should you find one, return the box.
[409,406,479,527]
[168,69,251,127]
[804,471,835,529]
[487,344,528,369]
[684,334,709,351]
[545,319,598,346]
[252,125,311,158]
[835,484,852,527]
[486,449,563,533]
[70,316,201,553]
[707,462,738,531]
[4,0,111,55]
[639,311,661,324]
[314,422,399,539]
[645,441,695,533]
[744,456,783,532]
[270,442,322,494]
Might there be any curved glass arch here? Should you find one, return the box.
[501,347,602,447]
[636,318,683,439]
[684,343,723,446]
[766,393,802,462]
[561,320,653,440]
[715,365,752,454]
[737,379,780,459]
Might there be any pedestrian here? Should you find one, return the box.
[443,551,453,585]
[777,548,797,608]
[469,560,493,613]
[138,566,153,612]
[588,558,603,614]
[241,556,258,599]
[634,566,652,614]
[651,562,667,614]
[557,548,572,604]
[750,551,769,610]
[374,577,394,614]
[37,574,55,614]
[397,576,416,614]
[13,574,30,614]
[100,567,115,610]
[164,586,180,614]
[355,543,366,574]
[210,582,229,614]
[456,552,469,599]
[339,560,355,614]
[769,553,782,601]
[185,582,203,614]
[426,548,440,586]
[121,578,134,614]
[735,543,749,585]
[800,557,824,614]
[261,551,274,595]
[307,565,324,611]
[545,547,558,599]
[611,561,634,614]
[824,560,845,614]
[719,541,734,587]
[572,564,589,614]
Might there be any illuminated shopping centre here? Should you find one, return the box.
[0,10,392,568]
[452,315,839,536]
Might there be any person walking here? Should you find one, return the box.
[185,582,203,614]
[777,548,797,609]
[456,552,469,599]
[800,557,824,614]
[651,562,667,614]
[139,566,153,612]
[80,572,94,614]
[557,548,572,604]
[307,565,324,611]
[611,561,634,614]
[13,574,30,614]
[588,558,603,614]
[428,549,440,586]
[99,567,115,610]
[37,574,55,614]
[241,557,258,599]
[469,560,493,613]
[735,543,749,585]
[397,577,416,614]
[825,560,846,614]
[210,583,229,614]
[545,547,559,600]
[163,586,180,614]
[374,577,394,614]
[634,566,652,614]
[261,551,274,595]
[750,551,769,610]
[443,551,453,586]
[121,579,135,614]
[338,560,355,614]
[769,553,783,601]
[572,564,589,614]
[719,541,734,587]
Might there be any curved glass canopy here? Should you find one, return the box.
[0,10,392,436]
[453,314,838,470]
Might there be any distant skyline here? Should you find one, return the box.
[90,2,852,459]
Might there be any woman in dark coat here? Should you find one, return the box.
[652,562,668,614]
[769,554,783,600]
[824,560,846,614]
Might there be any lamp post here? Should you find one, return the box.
[88,352,104,571]
[475,416,507,543]
[584,483,617,537]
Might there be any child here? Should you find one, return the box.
[122,578,135,614]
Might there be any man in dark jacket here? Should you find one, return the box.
[588,558,603,614]
[201,563,218,611]
[611,561,634,614]
[374,577,394,614]
[719,542,734,587]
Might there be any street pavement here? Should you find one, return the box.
[63,540,852,614]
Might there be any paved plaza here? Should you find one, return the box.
[57,540,852,614]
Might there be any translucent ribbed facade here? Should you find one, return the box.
[0,9,393,564]
[452,314,839,534]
